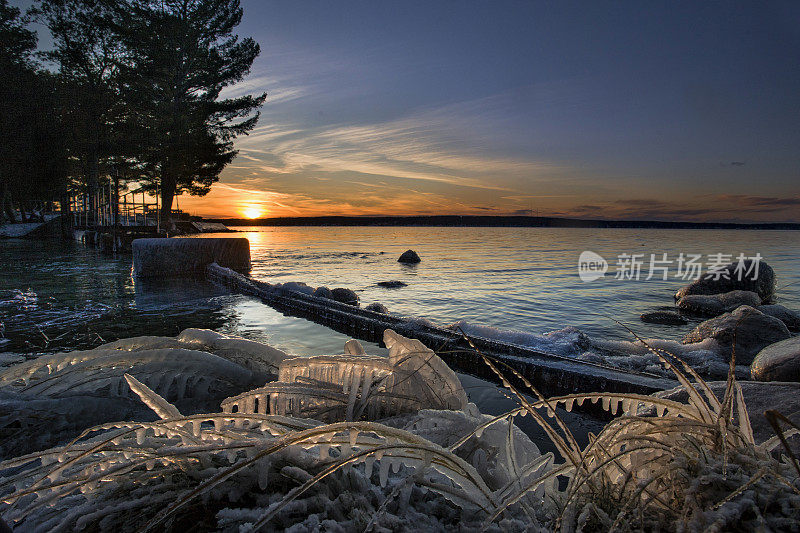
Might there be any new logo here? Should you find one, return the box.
[578,251,608,282]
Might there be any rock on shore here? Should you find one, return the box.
[751,337,800,382]
[674,259,775,303]
[682,305,791,365]
[758,304,800,331]
[676,290,761,316]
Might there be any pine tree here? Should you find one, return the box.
[109,0,266,224]
[36,0,126,215]
[1,0,69,223]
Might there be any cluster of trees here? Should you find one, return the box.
[0,0,265,226]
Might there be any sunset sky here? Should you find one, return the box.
[35,1,800,221]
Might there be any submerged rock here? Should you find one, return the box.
[751,337,800,382]
[640,310,687,325]
[365,302,389,314]
[676,290,761,316]
[331,287,359,305]
[682,305,791,365]
[398,249,421,264]
[758,304,800,331]
[674,259,775,303]
[377,280,407,288]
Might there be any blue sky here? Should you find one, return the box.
[20,0,800,220]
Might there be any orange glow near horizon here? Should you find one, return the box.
[242,205,266,219]
[167,180,800,223]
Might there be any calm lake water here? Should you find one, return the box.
[2,226,799,358]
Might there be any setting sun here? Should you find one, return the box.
[242,206,265,219]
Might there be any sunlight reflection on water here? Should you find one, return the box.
[2,227,799,356]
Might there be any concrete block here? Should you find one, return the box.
[132,237,250,278]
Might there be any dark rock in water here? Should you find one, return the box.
[758,304,800,331]
[682,305,791,365]
[331,287,359,305]
[312,286,333,299]
[751,337,800,382]
[676,290,761,317]
[365,302,389,314]
[377,280,407,289]
[398,249,421,264]
[640,310,687,325]
[674,259,775,303]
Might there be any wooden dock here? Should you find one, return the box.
[69,185,164,251]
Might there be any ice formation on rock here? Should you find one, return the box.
[1,328,798,532]
[0,329,284,457]
[0,357,555,531]
[222,330,468,423]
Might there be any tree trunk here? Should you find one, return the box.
[0,180,15,223]
[160,174,176,230]
[59,189,72,239]
[87,146,99,222]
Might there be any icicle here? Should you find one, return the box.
[601,397,610,411]
[365,456,375,477]
[318,443,330,460]
[611,398,621,415]
[621,399,632,414]
[565,398,574,412]
[349,429,359,447]
[258,461,269,490]
[135,428,146,445]
[379,458,390,487]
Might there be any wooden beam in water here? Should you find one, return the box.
[206,263,677,399]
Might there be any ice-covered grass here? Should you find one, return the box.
[0,329,798,531]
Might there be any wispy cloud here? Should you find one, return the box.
[559,195,800,222]
[717,194,800,209]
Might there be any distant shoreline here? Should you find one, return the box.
[207,215,800,230]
